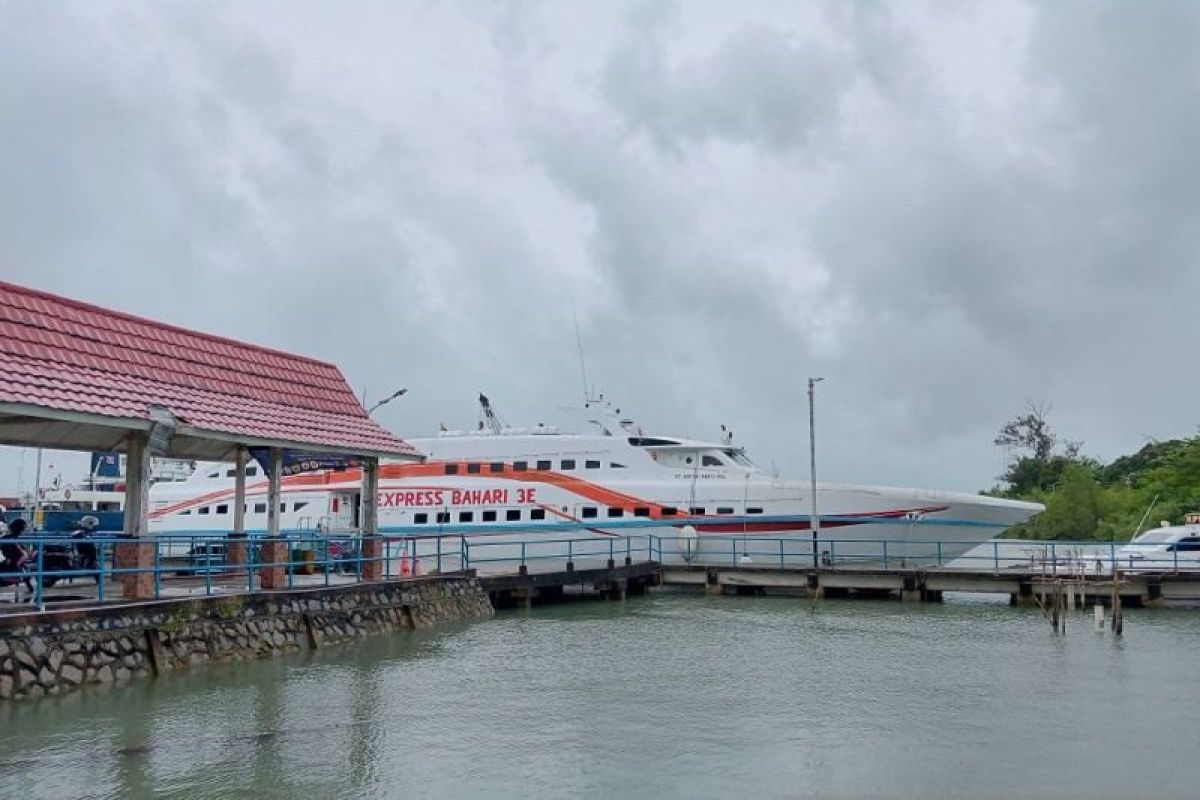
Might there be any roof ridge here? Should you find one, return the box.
[0,280,334,370]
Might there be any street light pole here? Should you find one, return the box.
[367,387,408,416]
[808,377,824,568]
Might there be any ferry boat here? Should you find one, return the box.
[145,397,1043,567]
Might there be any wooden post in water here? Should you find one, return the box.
[1111,570,1124,636]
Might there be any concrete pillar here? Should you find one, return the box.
[361,536,384,581]
[360,457,383,580]
[806,572,824,601]
[267,447,282,538]
[258,539,288,590]
[228,446,248,572]
[118,433,155,599]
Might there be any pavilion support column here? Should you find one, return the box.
[360,457,384,581]
[227,446,249,573]
[116,433,156,600]
[259,447,287,590]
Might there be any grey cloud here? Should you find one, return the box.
[2,1,1199,496]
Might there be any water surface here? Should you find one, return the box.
[1,592,1197,799]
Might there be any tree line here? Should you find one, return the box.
[989,401,1200,540]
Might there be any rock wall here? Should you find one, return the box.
[0,575,493,701]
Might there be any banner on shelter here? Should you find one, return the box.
[249,449,360,477]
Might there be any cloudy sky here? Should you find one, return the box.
[2,1,1198,496]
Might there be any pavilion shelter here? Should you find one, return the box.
[0,280,422,597]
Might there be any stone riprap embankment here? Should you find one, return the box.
[0,575,492,701]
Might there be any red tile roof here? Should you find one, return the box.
[0,281,420,458]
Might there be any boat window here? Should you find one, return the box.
[467,463,482,474]
[506,509,521,521]
[180,509,191,516]
[444,464,459,475]
[661,507,677,516]
[254,502,267,513]
[513,461,528,471]
[414,513,428,524]
[482,510,497,522]
[689,507,705,515]
[530,508,546,520]
[246,467,258,477]
[489,462,505,473]
[560,459,576,470]
[225,469,236,478]
[207,471,220,479]
[628,437,680,447]
[581,507,598,519]
[716,507,734,515]
[216,504,229,515]
[585,460,601,469]
[459,511,474,523]
[436,512,450,524]
[537,460,552,470]
[702,455,724,467]
[607,508,624,518]
[634,507,650,517]
[684,456,693,465]
[610,463,626,469]
[747,507,763,515]
[293,502,307,512]
[1170,537,1200,552]
[198,506,210,515]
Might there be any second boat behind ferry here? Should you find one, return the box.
[148,396,1043,567]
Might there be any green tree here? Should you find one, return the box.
[994,401,1090,497]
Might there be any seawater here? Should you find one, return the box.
[1,592,1198,799]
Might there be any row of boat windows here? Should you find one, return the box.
[207,467,261,479]
[411,506,766,524]
[179,502,309,516]
[445,460,627,475]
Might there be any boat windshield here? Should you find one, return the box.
[723,448,755,468]
[1131,528,1181,544]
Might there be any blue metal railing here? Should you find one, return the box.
[0,529,1191,609]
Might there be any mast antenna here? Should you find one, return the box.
[573,305,591,406]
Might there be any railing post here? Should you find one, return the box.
[993,541,1000,573]
[1174,546,1179,574]
[731,537,737,566]
[882,540,889,570]
[1110,541,1116,574]
[829,540,836,566]
[437,536,443,574]
[34,540,44,607]
[937,541,943,567]
[1050,542,1057,571]
[568,539,573,564]
[779,539,785,569]
[204,543,213,597]
[462,536,469,571]
[521,540,527,567]
[324,539,331,587]
[97,541,106,602]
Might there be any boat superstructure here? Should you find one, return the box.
[145,398,1043,566]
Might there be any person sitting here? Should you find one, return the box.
[71,516,100,579]
[0,519,34,594]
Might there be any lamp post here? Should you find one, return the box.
[367,388,408,415]
[808,377,824,568]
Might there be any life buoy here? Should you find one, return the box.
[64,488,72,501]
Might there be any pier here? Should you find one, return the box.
[660,563,1199,607]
